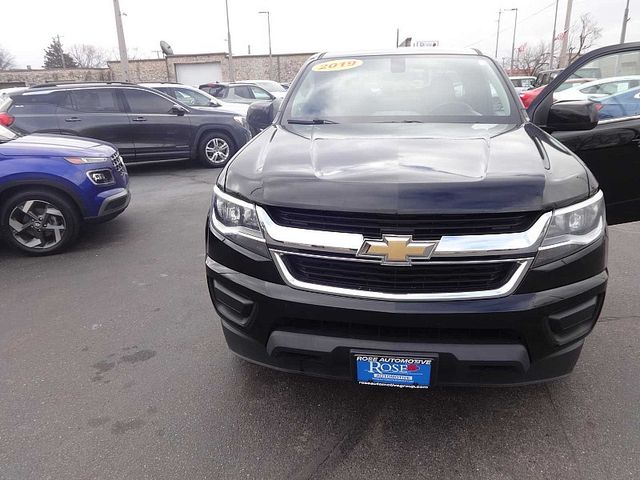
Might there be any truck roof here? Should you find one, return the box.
[317,47,482,60]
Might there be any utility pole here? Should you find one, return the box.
[225,0,235,82]
[549,0,560,70]
[495,10,502,58]
[259,11,273,80]
[559,0,574,68]
[621,0,631,43]
[509,8,519,72]
[396,28,400,48]
[112,0,130,82]
[56,34,66,69]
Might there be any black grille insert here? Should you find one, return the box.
[265,206,540,239]
[283,255,518,294]
[272,318,522,344]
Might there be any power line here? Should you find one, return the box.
[465,0,557,48]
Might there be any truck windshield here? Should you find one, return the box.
[284,54,518,125]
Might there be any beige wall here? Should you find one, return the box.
[0,52,314,87]
[0,68,110,87]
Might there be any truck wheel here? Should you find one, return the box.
[0,189,81,256]
[198,132,235,168]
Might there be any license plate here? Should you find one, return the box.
[354,353,434,389]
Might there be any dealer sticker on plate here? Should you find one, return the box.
[355,354,433,389]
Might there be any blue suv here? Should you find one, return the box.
[0,125,130,255]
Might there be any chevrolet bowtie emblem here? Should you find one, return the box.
[357,235,438,265]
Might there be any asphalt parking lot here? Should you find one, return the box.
[0,163,639,480]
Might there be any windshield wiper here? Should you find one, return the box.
[375,120,424,123]
[287,119,339,125]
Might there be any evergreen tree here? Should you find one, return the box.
[43,36,78,69]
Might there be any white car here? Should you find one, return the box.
[554,75,640,102]
[0,87,27,101]
[509,76,536,94]
[139,83,249,116]
[239,80,287,99]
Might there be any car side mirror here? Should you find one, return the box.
[170,104,188,116]
[247,100,276,132]
[546,100,598,132]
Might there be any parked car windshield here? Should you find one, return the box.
[171,87,219,107]
[284,54,518,124]
[251,80,286,93]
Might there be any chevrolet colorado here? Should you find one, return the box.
[206,45,640,387]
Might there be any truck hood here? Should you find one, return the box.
[224,123,591,214]
[0,133,116,158]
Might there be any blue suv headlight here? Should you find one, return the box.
[65,156,111,164]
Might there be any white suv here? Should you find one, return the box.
[140,83,249,116]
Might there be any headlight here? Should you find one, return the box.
[534,190,605,266]
[233,115,248,129]
[209,186,268,256]
[65,157,110,164]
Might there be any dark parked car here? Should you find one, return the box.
[0,82,252,168]
[206,44,640,388]
[199,82,275,104]
[0,125,129,255]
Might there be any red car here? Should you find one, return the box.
[520,85,545,108]
[519,78,594,108]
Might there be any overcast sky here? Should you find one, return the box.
[2,0,636,69]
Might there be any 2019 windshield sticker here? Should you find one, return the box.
[312,59,363,72]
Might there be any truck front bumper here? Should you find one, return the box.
[205,247,607,386]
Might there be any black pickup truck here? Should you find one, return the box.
[206,44,640,387]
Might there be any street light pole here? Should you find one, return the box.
[112,0,130,82]
[225,0,235,82]
[549,0,560,70]
[495,10,502,59]
[621,0,631,43]
[509,8,519,72]
[559,0,574,68]
[259,11,273,80]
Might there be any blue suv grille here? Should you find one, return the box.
[111,152,125,174]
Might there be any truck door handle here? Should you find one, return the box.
[132,116,147,122]
[64,117,81,122]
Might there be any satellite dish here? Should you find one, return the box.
[160,40,174,56]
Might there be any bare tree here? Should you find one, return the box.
[0,46,15,70]
[568,13,602,63]
[69,44,108,68]
[516,41,550,76]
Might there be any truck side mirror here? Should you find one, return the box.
[247,98,282,132]
[546,100,598,132]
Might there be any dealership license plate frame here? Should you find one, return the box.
[352,351,438,389]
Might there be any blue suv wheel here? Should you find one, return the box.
[1,188,81,255]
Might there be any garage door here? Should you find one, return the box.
[175,62,222,87]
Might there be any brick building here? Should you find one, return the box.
[0,52,314,88]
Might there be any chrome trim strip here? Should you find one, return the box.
[257,206,363,254]
[257,206,551,257]
[433,212,551,257]
[271,251,533,301]
[271,249,532,265]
